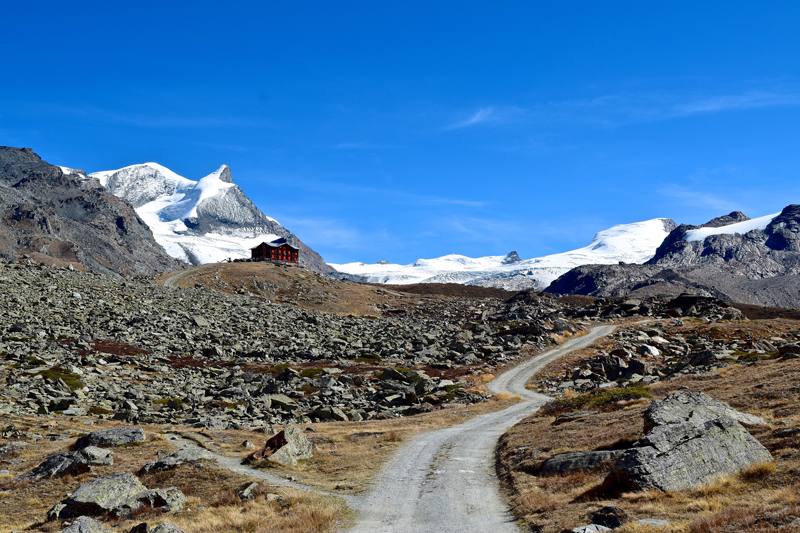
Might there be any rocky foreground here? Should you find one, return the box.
[0,260,584,429]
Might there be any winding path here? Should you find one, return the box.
[164,326,615,532]
[349,325,616,533]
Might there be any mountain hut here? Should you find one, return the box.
[251,237,299,265]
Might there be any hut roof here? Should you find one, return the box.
[251,237,299,251]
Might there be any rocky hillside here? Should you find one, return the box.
[0,147,185,276]
[91,163,334,274]
[0,260,578,428]
[546,205,800,308]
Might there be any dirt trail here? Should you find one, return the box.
[162,327,615,532]
[164,433,360,506]
[349,325,616,533]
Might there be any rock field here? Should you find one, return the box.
[0,260,580,429]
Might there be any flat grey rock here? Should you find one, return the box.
[644,390,767,431]
[60,516,114,532]
[75,427,146,450]
[140,447,214,473]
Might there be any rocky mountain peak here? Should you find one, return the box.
[765,204,800,252]
[701,211,750,228]
[217,164,233,183]
[502,251,521,264]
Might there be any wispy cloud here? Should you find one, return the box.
[672,91,800,116]
[444,106,526,130]
[657,184,740,212]
[446,107,497,129]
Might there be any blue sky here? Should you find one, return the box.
[3,2,800,264]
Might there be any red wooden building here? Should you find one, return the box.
[251,237,299,264]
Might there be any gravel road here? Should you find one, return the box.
[349,325,616,533]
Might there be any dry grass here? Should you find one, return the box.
[498,319,800,533]
[175,391,520,494]
[154,261,428,316]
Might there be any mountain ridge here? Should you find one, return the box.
[546,204,800,308]
[0,146,185,276]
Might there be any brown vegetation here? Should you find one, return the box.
[498,319,800,533]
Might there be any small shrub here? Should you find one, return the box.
[540,384,653,416]
[299,367,323,378]
[739,461,777,482]
[37,366,84,391]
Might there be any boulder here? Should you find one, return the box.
[74,426,145,450]
[48,472,186,519]
[21,446,113,479]
[60,516,115,532]
[151,524,186,533]
[589,505,629,528]
[249,425,314,466]
[643,390,767,431]
[541,450,622,475]
[238,481,260,501]
[113,487,187,517]
[572,526,611,533]
[139,447,214,474]
[611,415,772,492]
[779,343,800,359]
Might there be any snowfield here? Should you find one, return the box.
[331,218,677,291]
[684,212,781,242]
[90,163,281,265]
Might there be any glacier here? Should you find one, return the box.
[330,218,677,291]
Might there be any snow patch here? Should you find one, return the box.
[684,212,780,242]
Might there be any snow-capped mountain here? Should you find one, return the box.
[330,218,677,290]
[89,163,332,273]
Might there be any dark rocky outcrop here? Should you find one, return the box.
[589,505,630,529]
[0,147,186,276]
[609,392,772,492]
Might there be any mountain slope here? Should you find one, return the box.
[90,163,333,274]
[546,205,800,308]
[330,218,676,291]
[0,146,185,276]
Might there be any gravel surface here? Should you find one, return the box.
[349,326,615,533]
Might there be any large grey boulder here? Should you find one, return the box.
[74,427,146,450]
[21,446,113,479]
[610,392,772,492]
[48,472,186,519]
[643,390,767,431]
[139,447,214,474]
[248,425,314,466]
[541,451,622,475]
[60,516,114,532]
